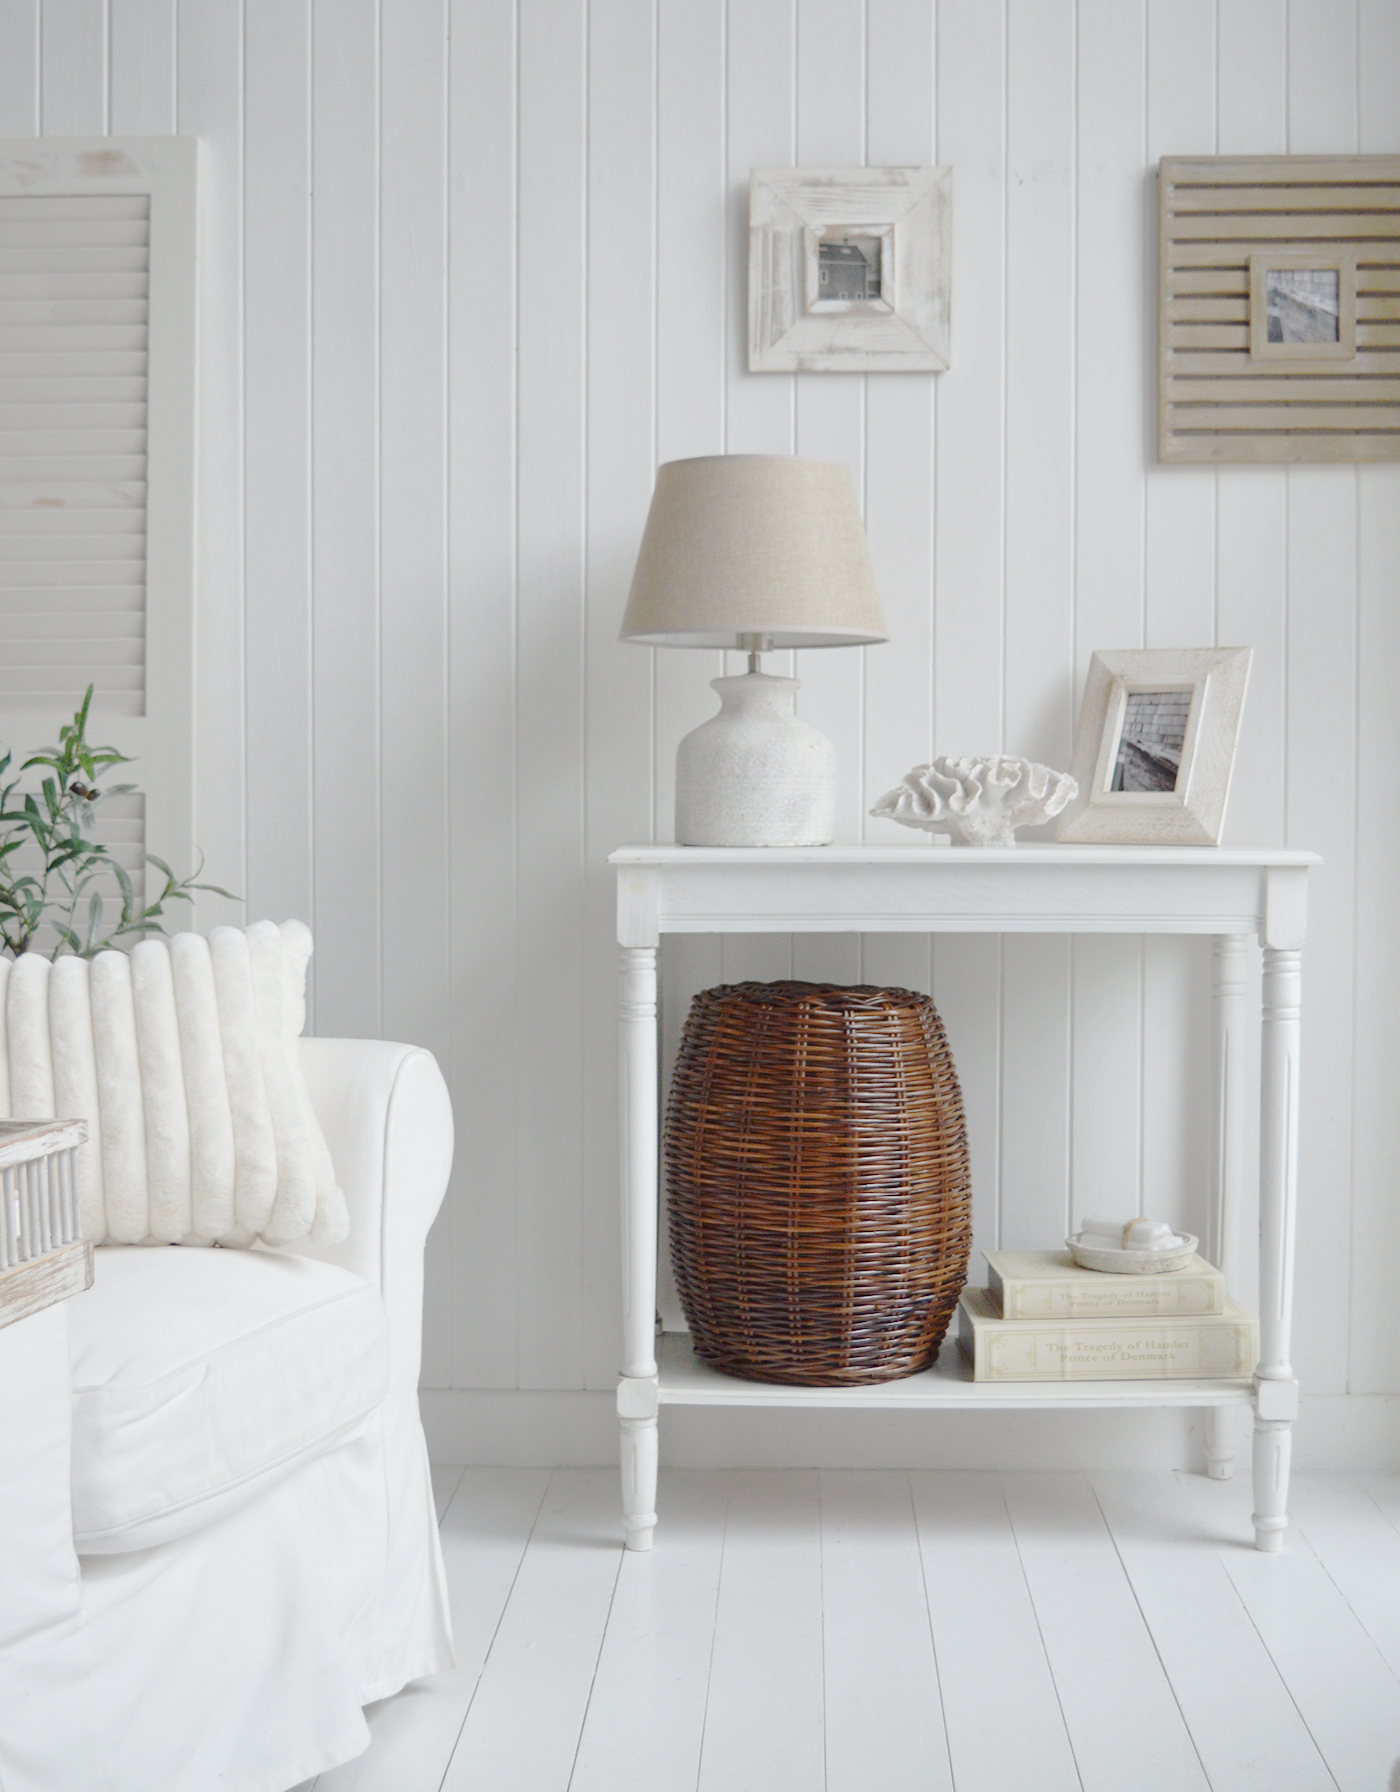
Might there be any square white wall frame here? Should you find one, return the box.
[748,166,952,372]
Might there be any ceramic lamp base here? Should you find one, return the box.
[675,672,835,847]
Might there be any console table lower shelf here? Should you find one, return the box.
[654,1329,1257,1413]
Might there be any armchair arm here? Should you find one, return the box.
[295,1039,453,1398]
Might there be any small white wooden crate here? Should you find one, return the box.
[0,1119,92,1330]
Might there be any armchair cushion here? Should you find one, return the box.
[68,1245,388,1554]
[0,921,347,1249]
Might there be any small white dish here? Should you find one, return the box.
[1066,1232,1198,1275]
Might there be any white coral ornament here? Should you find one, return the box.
[870,755,1079,847]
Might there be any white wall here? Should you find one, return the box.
[6,0,1399,1468]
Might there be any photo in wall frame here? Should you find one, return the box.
[748,165,952,372]
[1158,154,1400,463]
[1055,648,1252,846]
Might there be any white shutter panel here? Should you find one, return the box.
[0,191,148,713]
[0,140,196,898]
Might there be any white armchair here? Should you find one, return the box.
[0,1038,454,1792]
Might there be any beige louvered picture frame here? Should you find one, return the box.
[1158,155,1400,462]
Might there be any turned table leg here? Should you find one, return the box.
[617,945,659,1551]
[1207,935,1252,1481]
[1253,944,1302,1551]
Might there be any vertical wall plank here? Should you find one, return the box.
[1210,0,1286,1298]
[1138,0,1217,1241]
[1071,0,1147,1227]
[109,0,175,132]
[1285,0,1359,1397]
[244,0,314,931]
[1144,0,1216,654]
[1287,467,1358,1398]
[654,0,726,843]
[726,0,794,455]
[1359,0,1400,151]
[447,0,518,1390]
[179,0,246,928]
[933,0,1004,757]
[860,0,936,1002]
[998,0,1076,1250]
[1351,0,1400,1395]
[932,0,1007,1255]
[380,0,450,1383]
[40,0,104,132]
[1217,0,1286,155]
[379,0,450,1061]
[1003,0,1075,775]
[792,0,867,858]
[309,0,379,1033]
[0,1,39,132]
[1352,461,1400,1390]
[717,0,799,989]
[515,0,587,1389]
[582,0,657,1388]
[1287,0,1358,149]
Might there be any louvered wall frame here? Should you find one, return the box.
[0,139,196,899]
[1158,155,1400,463]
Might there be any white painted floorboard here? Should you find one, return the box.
[293,1468,1400,1792]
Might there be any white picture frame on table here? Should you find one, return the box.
[748,166,951,372]
[1056,648,1252,846]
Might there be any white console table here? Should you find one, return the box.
[610,843,1316,1554]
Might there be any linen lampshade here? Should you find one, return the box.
[619,454,888,649]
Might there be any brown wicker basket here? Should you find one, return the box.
[665,981,972,1386]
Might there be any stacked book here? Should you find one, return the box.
[957,1251,1258,1382]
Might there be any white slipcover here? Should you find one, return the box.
[0,1037,454,1792]
[69,1247,389,1552]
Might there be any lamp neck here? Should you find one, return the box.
[737,631,774,676]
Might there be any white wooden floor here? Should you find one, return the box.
[294,1465,1400,1792]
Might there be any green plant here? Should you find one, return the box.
[0,687,236,958]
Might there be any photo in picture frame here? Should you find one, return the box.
[1055,648,1252,845]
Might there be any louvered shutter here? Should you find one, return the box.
[0,139,196,907]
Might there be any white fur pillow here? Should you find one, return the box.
[0,921,348,1248]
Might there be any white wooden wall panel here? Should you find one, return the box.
[41,0,104,135]
[380,0,451,1390]
[447,0,518,1391]
[244,0,313,936]
[932,0,1005,1268]
[1071,0,1147,1239]
[515,0,586,1389]
[792,0,867,866]
[174,0,243,949]
[310,0,380,1039]
[1141,0,1219,1261]
[720,2,801,991]
[583,0,657,1390]
[858,0,934,1002]
[999,1,1074,1255]
[7,0,1399,1425]
[0,3,39,136]
[1285,0,1361,1397]
[109,0,174,134]
[1353,0,1400,1398]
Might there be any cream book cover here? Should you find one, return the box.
[957,1287,1258,1382]
[986,1250,1225,1319]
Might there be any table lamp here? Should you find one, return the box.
[620,454,888,846]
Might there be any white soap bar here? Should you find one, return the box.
[1078,1216,1188,1252]
[1081,1216,1131,1243]
[1123,1218,1175,1250]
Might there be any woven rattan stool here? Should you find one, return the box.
[665,981,972,1386]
